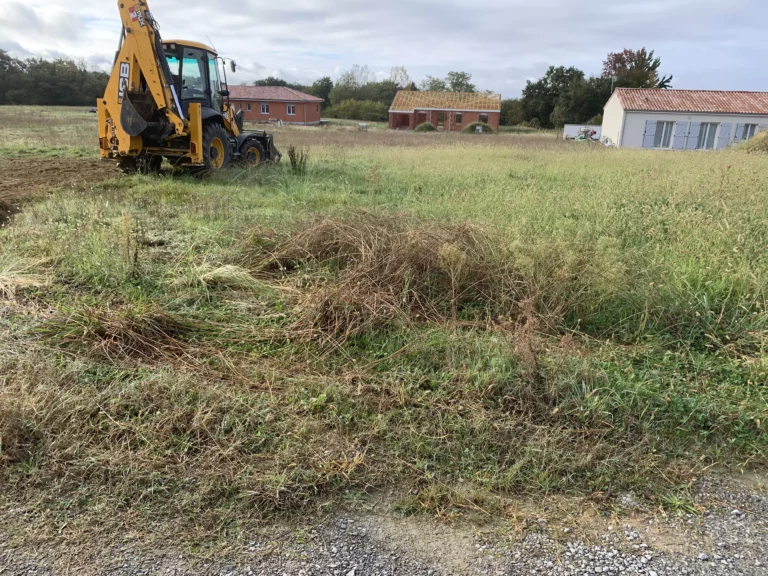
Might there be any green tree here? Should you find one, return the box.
[419,71,477,93]
[329,83,358,106]
[419,75,448,92]
[521,66,584,128]
[445,71,476,93]
[253,76,288,87]
[361,80,399,106]
[550,76,612,127]
[309,76,333,107]
[0,50,24,104]
[323,99,389,121]
[602,48,673,89]
[253,76,308,92]
[500,98,524,126]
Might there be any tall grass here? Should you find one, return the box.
[1,121,767,534]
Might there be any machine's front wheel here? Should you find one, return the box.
[240,140,266,167]
[202,123,231,173]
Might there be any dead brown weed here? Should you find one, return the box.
[250,211,530,342]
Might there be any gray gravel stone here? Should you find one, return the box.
[1,475,766,575]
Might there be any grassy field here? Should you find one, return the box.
[1,105,767,538]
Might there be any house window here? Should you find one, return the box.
[456,113,463,125]
[697,123,719,150]
[287,104,296,116]
[741,124,758,141]
[317,105,320,112]
[261,103,269,115]
[246,103,251,111]
[653,121,675,148]
[479,114,488,124]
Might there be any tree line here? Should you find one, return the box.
[259,47,672,127]
[505,48,672,128]
[0,50,110,106]
[1,44,671,129]
[255,66,483,122]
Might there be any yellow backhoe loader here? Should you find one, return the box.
[98,0,280,174]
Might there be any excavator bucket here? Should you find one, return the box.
[270,140,282,163]
[120,93,149,138]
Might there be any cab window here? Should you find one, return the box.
[179,48,206,100]
[208,53,223,112]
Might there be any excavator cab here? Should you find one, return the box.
[162,42,224,118]
[97,0,279,175]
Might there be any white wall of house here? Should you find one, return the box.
[601,92,625,146]
[619,112,768,149]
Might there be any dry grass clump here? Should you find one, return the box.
[255,211,527,341]
[176,263,267,293]
[287,145,310,174]
[0,253,49,299]
[741,131,768,153]
[36,306,199,363]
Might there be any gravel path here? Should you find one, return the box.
[1,475,765,575]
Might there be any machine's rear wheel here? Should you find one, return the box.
[202,123,231,173]
[240,140,266,167]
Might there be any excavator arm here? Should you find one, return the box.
[98,0,276,171]
[99,0,192,158]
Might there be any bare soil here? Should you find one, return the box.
[0,157,118,224]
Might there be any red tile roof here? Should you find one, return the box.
[228,85,323,103]
[614,88,768,115]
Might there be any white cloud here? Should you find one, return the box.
[0,0,765,95]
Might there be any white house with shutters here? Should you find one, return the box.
[601,88,768,150]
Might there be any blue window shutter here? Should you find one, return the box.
[672,122,688,149]
[642,120,657,148]
[734,123,746,143]
[716,123,732,149]
[686,122,701,150]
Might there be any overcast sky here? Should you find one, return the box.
[0,0,764,96]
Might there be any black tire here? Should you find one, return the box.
[240,140,266,167]
[118,154,162,175]
[201,123,231,173]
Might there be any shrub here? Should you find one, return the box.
[287,145,309,174]
[521,118,541,129]
[461,122,495,135]
[588,114,603,125]
[414,122,437,133]
[741,131,768,153]
[323,99,389,122]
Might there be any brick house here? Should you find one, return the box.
[389,91,502,131]
[228,86,324,125]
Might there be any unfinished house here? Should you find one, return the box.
[388,91,502,131]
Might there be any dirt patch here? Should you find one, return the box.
[0,199,18,226]
[357,514,485,574]
[0,157,119,213]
